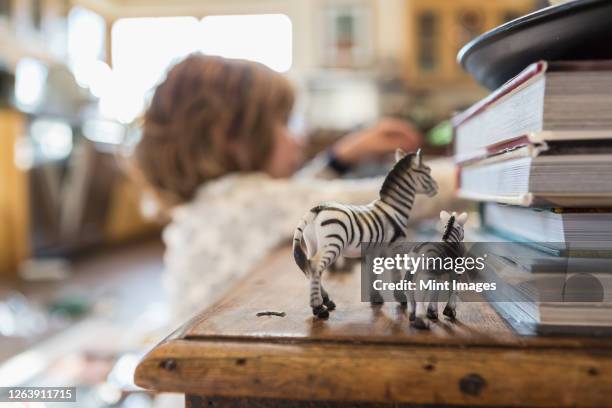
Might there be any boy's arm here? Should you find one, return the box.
[293,150,353,180]
[296,118,422,180]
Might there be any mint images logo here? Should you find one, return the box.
[369,252,494,295]
[359,242,612,303]
[361,243,494,303]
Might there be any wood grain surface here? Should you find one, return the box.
[138,338,611,407]
[182,246,610,349]
[135,245,612,407]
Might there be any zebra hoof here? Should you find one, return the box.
[412,316,430,330]
[409,311,416,321]
[316,309,329,319]
[443,305,456,321]
[427,309,438,320]
[324,299,336,311]
[312,305,329,319]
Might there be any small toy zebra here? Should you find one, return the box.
[407,210,468,329]
[293,149,439,319]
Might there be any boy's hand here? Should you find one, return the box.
[333,118,423,165]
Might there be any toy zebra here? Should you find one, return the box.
[407,210,468,329]
[293,149,439,319]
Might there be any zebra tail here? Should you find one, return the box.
[293,211,316,276]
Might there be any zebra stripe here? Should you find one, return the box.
[320,219,349,242]
[325,234,345,246]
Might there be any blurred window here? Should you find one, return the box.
[0,0,11,18]
[83,119,126,145]
[456,9,484,56]
[14,58,48,110]
[108,14,292,124]
[201,14,292,72]
[67,6,106,87]
[336,13,356,48]
[31,0,43,29]
[110,16,200,123]
[30,118,73,163]
[417,12,438,72]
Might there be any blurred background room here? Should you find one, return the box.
[0,0,546,406]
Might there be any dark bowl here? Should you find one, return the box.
[458,0,612,90]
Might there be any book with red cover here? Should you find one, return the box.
[453,60,612,164]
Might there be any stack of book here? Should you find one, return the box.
[452,60,612,335]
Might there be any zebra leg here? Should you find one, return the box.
[391,266,407,306]
[412,271,431,329]
[321,285,336,311]
[311,246,342,319]
[412,272,430,329]
[443,292,458,320]
[443,275,459,321]
[310,270,328,319]
[404,270,416,320]
[427,289,439,320]
[413,300,430,329]
[407,290,416,320]
[369,259,384,305]
[370,290,384,305]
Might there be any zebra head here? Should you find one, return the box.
[395,148,438,197]
[439,210,468,242]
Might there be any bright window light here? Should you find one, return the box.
[30,119,73,161]
[14,58,48,109]
[200,14,292,72]
[109,16,200,123]
[83,119,125,145]
[108,14,293,123]
[67,6,106,88]
[112,16,200,99]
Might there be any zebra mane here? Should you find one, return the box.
[442,215,456,241]
[379,153,415,200]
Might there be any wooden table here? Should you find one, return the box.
[135,246,612,407]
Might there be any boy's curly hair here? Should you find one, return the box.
[133,53,295,206]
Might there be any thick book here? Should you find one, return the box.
[452,61,612,163]
[465,230,612,336]
[457,145,612,206]
[480,258,612,336]
[481,204,612,248]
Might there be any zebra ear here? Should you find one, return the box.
[456,212,468,225]
[439,210,451,222]
[395,148,407,163]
